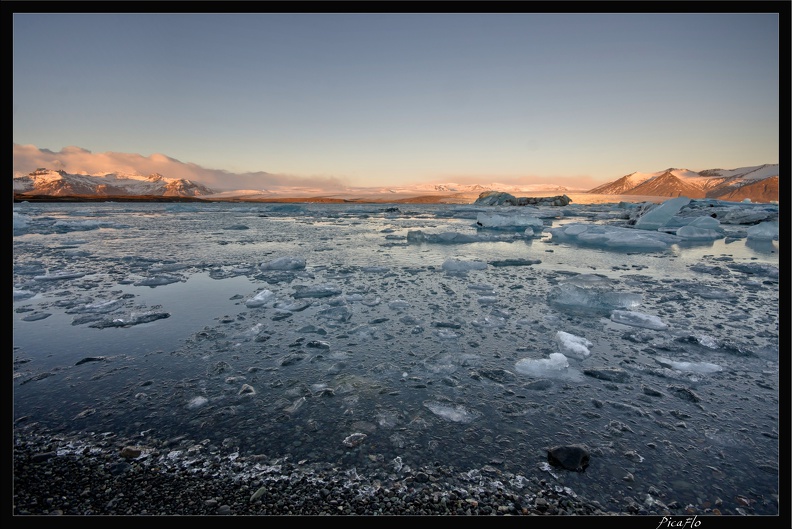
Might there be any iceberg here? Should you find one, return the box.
[632,197,691,231]
[746,221,779,241]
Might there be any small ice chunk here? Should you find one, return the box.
[695,335,718,349]
[186,396,208,409]
[66,299,126,314]
[655,357,723,373]
[388,299,411,310]
[442,259,488,271]
[548,283,642,312]
[361,266,389,273]
[133,274,182,287]
[246,289,276,308]
[14,289,36,300]
[13,212,31,231]
[555,331,593,360]
[746,221,779,241]
[468,283,496,291]
[424,401,481,423]
[260,256,306,270]
[477,296,499,305]
[514,353,584,381]
[293,284,342,298]
[317,305,352,322]
[34,271,87,281]
[610,310,668,330]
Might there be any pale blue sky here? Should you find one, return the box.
[12,12,780,188]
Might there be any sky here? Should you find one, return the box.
[12,11,781,191]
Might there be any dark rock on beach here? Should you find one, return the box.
[547,445,590,472]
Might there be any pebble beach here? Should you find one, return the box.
[14,423,770,518]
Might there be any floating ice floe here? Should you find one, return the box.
[186,396,209,409]
[406,230,526,244]
[13,212,31,231]
[675,225,724,240]
[13,289,36,300]
[548,223,680,251]
[514,353,584,381]
[361,266,390,274]
[548,283,642,313]
[475,213,544,230]
[424,401,481,423]
[246,289,276,308]
[685,216,722,230]
[555,331,593,360]
[292,283,342,298]
[260,256,306,270]
[34,271,87,281]
[65,299,126,314]
[655,357,723,374]
[134,274,183,287]
[53,219,116,232]
[610,310,668,330]
[317,305,352,322]
[388,299,411,310]
[442,259,488,272]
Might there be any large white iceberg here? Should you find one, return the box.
[632,197,691,231]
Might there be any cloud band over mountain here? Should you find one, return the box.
[12,144,350,192]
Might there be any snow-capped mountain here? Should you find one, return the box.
[587,164,779,203]
[13,168,216,197]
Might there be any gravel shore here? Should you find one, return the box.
[13,424,633,517]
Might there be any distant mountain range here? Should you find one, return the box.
[13,168,215,197]
[586,164,779,203]
[13,164,779,203]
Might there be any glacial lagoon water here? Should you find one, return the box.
[12,199,780,514]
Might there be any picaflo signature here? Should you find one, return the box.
[656,516,701,529]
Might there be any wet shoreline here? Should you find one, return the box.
[14,422,776,517]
